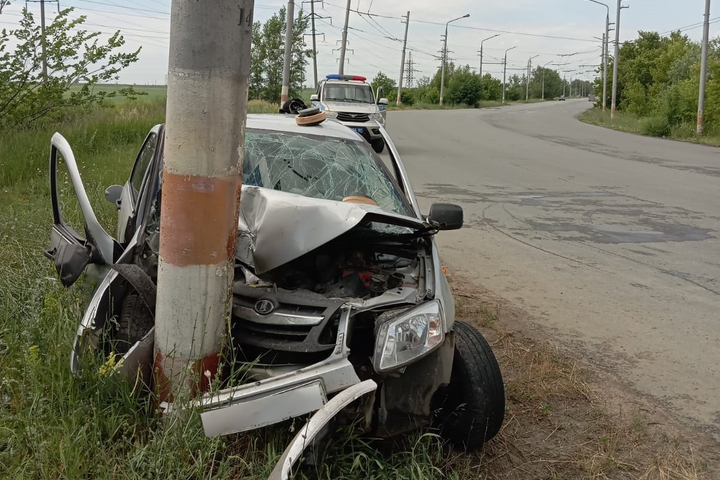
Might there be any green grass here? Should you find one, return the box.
[0,100,481,479]
[579,108,720,146]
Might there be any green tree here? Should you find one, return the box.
[254,7,310,103]
[480,73,502,101]
[371,71,396,100]
[531,67,562,99]
[0,8,140,128]
[447,65,481,106]
[249,20,264,100]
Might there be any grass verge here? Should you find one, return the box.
[579,108,720,147]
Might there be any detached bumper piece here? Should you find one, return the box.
[268,380,378,480]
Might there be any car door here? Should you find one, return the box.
[48,133,118,287]
[114,129,160,244]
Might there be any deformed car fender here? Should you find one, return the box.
[268,380,378,480]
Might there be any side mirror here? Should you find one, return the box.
[105,185,123,209]
[310,94,319,102]
[376,87,384,102]
[54,242,93,287]
[428,203,463,230]
[378,98,389,106]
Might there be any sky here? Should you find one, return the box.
[1,0,718,87]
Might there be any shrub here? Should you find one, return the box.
[640,116,671,137]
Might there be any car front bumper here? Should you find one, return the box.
[337,120,383,141]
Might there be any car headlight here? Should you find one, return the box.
[325,111,338,118]
[369,112,384,123]
[373,301,445,373]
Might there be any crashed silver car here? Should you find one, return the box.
[47,114,505,473]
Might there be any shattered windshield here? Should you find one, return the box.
[243,130,412,217]
[323,84,375,103]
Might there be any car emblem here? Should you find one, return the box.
[254,299,275,315]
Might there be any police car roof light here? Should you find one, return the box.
[325,74,367,82]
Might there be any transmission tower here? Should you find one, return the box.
[405,51,420,88]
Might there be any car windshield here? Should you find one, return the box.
[323,84,375,103]
[243,129,413,218]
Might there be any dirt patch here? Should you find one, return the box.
[447,271,720,479]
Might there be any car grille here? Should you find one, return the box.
[230,283,345,364]
[337,112,370,123]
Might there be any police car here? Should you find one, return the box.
[310,74,389,153]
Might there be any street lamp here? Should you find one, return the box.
[526,54,539,101]
[541,60,556,100]
[587,0,612,111]
[502,46,517,104]
[439,13,470,106]
[478,34,500,97]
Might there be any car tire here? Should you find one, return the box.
[371,138,385,153]
[437,320,505,451]
[113,292,154,355]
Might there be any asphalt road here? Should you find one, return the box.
[387,100,720,439]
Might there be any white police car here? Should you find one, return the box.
[310,74,389,153]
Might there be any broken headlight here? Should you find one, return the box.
[373,301,444,373]
[369,112,384,123]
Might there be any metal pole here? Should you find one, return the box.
[156,0,254,401]
[40,0,48,78]
[698,0,711,134]
[310,0,318,88]
[338,0,351,75]
[478,34,499,101]
[396,11,410,106]
[281,0,295,104]
[440,23,448,106]
[502,46,515,104]
[526,58,530,101]
[542,68,545,100]
[611,0,623,119]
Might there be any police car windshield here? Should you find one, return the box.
[324,84,375,103]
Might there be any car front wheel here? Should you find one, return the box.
[436,320,505,451]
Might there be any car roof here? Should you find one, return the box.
[246,114,364,142]
[323,79,371,86]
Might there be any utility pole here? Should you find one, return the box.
[611,0,628,119]
[396,11,410,106]
[310,0,318,88]
[526,55,538,101]
[478,34,500,100]
[281,0,295,104]
[502,46,516,104]
[698,0,711,134]
[405,51,416,88]
[338,0,351,75]
[156,0,254,401]
[439,14,469,106]
[40,0,48,78]
[541,60,554,100]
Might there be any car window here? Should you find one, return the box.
[323,84,375,103]
[130,132,157,197]
[243,130,412,217]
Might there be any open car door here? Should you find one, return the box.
[47,133,117,287]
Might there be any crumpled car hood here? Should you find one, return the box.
[237,186,424,274]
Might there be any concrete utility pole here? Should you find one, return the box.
[611,0,628,119]
[396,11,410,106]
[310,0,318,88]
[439,13,469,106]
[698,0,711,134]
[526,54,538,101]
[281,0,295,104]
[338,0,351,75]
[156,0,254,401]
[40,0,48,78]
[502,46,516,104]
[478,34,500,99]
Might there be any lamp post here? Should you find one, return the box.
[526,54,539,101]
[542,60,555,100]
[588,0,611,111]
[611,0,629,119]
[478,34,500,98]
[502,46,517,104]
[439,14,470,106]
